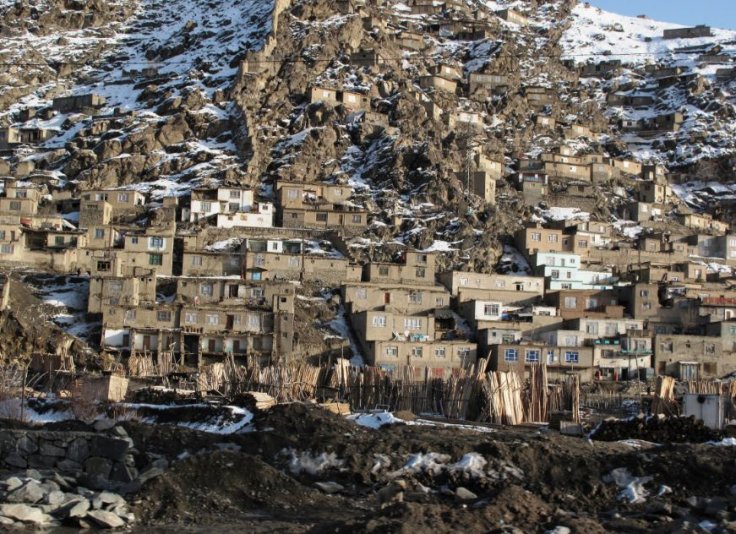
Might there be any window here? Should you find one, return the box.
[191,255,202,266]
[185,312,197,324]
[201,201,212,212]
[547,350,556,364]
[271,242,279,251]
[206,314,219,325]
[108,280,122,293]
[730,326,736,336]
[458,348,470,360]
[526,349,540,363]
[254,254,265,267]
[157,311,171,322]
[0,231,5,240]
[435,297,445,306]
[578,240,588,248]
[484,303,500,316]
[385,346,398,357]
[287,189,298,200]
[411,346,424,358]
[564,335,578,346]
[118,193,129,203]
[495,279,506,288]
[200,283,213,296]
[95,229,105,239]
[149,253,163,266]
[551,270,560,279]
[352,214,362,224]
[249,314,261,329]
[96,260,110,271]
[564,351,579,363]
[131,237,139,245]
[642,302,652,310]
[586,298,598,310]
[288,256,300,268]
[408,292,423,304]
[251,287,264,298]
[564,297,577,308]
[229,190,241,199]
[548,234,558,242]
[124,310,136,322]
[705,344,716,354]
[356,288,367,300]
[8,201,20,211]
[415,268,426,278]
[372,315,386,327]
[149,237,164,249]
[54,236,64,246]
[586,322,599,335]
[531,232,541,241]
[379,266,389,276]
[434,347,446,358]
[639,289,649,297]
[316,213,328,222]
[404,318,422,330]
[504,348,518,362]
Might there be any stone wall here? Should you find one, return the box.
[0,430,136,490]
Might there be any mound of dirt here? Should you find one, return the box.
[590,415,722,443]
[135,450,355,528]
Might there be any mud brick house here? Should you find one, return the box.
[663,25,712,39]
[342,282,451,315]
[99,277,296,367]
[468,73,509,94]
[438,271,545,306]
[363,251,438,286]
[418,75,458,94]
[490,343,595,382]
[654,334,735,379]
[308,87,371,111]
[277,181,368,232]
[0,181,42,216]
[80,190,146,221]
[0,127,52,148]
[495,8,529,26]
[352,308,476,377]
[515,223,572,256]
[545,289,623,320]
[51,93,106,113]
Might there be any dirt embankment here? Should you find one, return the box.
[123,404,736,533]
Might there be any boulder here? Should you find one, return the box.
[455,487,478,501]
[0,503,49,525]
[87,510,125,528]
[92,491,126,510]
[7,480,46,504]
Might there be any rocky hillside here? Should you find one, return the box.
[1,0,735,270]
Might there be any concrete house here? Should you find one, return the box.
[342,283,451,315]
[185,187,254,223]
[515,224,572,257]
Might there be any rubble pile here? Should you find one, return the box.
[0,471,134,529]
[590,415,723,443]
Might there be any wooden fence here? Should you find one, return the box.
[192,359,581,425]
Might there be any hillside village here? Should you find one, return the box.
[0,0,735,389]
